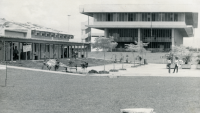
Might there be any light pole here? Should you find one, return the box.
[68,15,71,33]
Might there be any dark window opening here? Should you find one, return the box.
[34,44,37,52]
[108,14,110,21]
[152,13,155,21]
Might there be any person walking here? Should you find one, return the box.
[173,57,179,73]
[13,46,19,60]
[167,58,171,73]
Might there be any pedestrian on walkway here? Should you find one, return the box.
[173,57,179,73]
[167,58,171,73]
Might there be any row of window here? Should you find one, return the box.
[108,29,172,38]
[114,37,137,42]
[32,31,72,39]
[108,29,172,42]
[108,29,138,38]
[142,37,171,42]
[141,29,172,38]
[145,42,172,49]
[113,37,171,42]
[94,13,185,22]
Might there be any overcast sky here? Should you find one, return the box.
[0,0,200,47]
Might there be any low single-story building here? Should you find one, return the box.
[0,18,90,61]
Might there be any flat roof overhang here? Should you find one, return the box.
[80,4,198,13]
[5,29,28,33]
[86,25,193,37]
[0,36,90,46]
[80,4,198,28]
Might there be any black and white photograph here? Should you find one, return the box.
[0,0,200,113]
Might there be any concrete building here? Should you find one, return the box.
[81,21,104,51]
[0,18,89,61]
[80,4,198,52]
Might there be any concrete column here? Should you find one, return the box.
[138,28,141,50]
[18,42,21,61]
[71,46,73,58]
[67,46,69,58]
[11,42,13,61]
[79,46,81,58]
[4,41,6,61]
[104,28,108,38]
[53,44,55,58]
[58,45,60,59]
[38,43,41,60]
[86,45,88,58]
[69,46,71,58]
[78,46,80,58]
[81,45,83,57]
[27,29,31,38]
[62,45,64,59]
[84,45,86,58]
[49,44,51,59]
[48,44,50,59]
[172,28,175,49]
[32,43,34,60]
[25,43,27,60]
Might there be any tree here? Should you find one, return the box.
[110,40,118,71]
[125,41,149,65]
[137,41,149,64]
[119,53,126,70]
[92,36,117,71]
[170,44,190,63]
[125,43,139,66]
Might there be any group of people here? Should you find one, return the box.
[167,57,182,73]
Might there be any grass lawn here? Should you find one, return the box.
[0,68,200,113]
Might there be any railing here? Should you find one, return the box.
[113,37,171,42]
[114,37,137,42]
[112,48,171,52]
[142,37,171,42]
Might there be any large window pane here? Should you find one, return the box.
[178,13,184,21]
[174,13,178,21]
[161,13,165,21]
[128,13,133,21]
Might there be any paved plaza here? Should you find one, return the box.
[87,63,200,77]
[1,63,199,77]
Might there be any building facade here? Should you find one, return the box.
[0,18,89,61]
[80,4,198,52]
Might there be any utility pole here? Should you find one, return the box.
[68,15,71,33]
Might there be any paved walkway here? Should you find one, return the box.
[86,63,200,77]
[0,63,199,77]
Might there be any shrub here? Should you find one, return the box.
[196,55,200,64]
[99,70,109,74]
[88,69,98,74]
[81,62,88,69]
[182,53,193,64]
[109,69,118,72]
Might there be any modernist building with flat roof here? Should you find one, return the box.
[0,18,89,61]
[80,4,198,52]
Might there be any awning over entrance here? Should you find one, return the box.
[0,36,90,46]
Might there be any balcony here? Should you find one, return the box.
[91,21,187,28]
[113,37,171,42]
[142,37,171,42]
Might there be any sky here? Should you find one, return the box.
[0,0,200,47]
